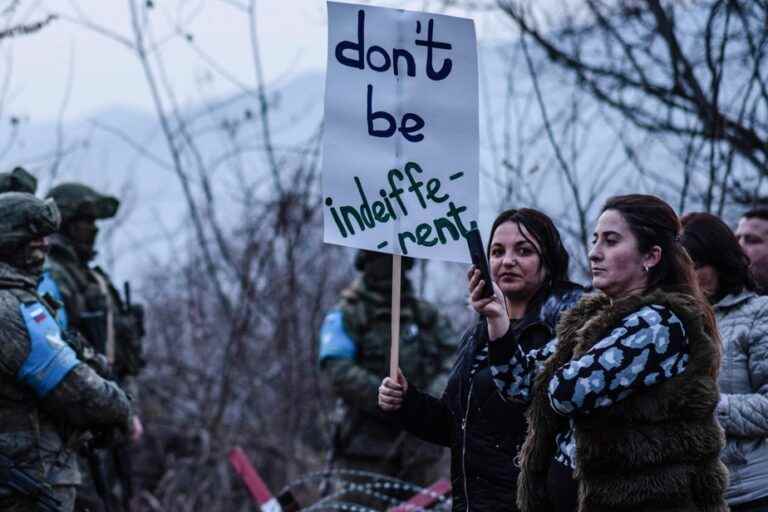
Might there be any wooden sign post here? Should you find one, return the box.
[389,254,402,379]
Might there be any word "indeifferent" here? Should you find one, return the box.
[324,162,475,255]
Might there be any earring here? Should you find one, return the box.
[642,264,649,273]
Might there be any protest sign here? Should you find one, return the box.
[323,1,478,263]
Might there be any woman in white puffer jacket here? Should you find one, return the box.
[682,212,768,512]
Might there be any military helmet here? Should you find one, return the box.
[46,183,119,223]
[0,192,60,248]
[0,167,37,194]
[354,249,415,273]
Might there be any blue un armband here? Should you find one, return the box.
[319,310,357,362]
[17,302,79,397]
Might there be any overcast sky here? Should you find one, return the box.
[4,0,519,122]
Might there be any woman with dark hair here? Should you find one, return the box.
[682,212,768,512]
[681,212,755,301]
[378,208,582,511]
[473,195,727,511]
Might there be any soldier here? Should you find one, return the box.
[42,183,145,511]
[318,250,454,504]
[0,167,37,195]
[0,192,131,512]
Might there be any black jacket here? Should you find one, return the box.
[394,285,582,511]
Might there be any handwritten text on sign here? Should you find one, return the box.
[323,2,478,263]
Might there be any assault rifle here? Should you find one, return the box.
[0,452,62,512]
[80,430,122,512]
[84,446,117,512]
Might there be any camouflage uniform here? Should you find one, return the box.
[43,184,144,401]
[44,236,144,390]
[41,184,144,512]
[319,251,455,503]
[0,192,131,512]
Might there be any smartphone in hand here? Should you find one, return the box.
[466,228,495,299]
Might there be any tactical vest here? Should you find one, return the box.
[518,290,728,512]
[46,238,143,376]
[48,254,108,350]
[339,278,448,393]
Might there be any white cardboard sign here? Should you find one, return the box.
[323,1,478,263]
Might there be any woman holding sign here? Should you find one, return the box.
[481,195,728,511]
[378,208,582,511]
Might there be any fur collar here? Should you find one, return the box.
[517,288,725,512]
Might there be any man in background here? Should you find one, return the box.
[0,167,37,194]
[319,250,454,506]
[736,208,768,292]
[43,183,145,511]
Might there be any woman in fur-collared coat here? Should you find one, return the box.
[482,195,728,511]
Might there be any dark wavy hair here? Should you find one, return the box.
[743,207,768,222]
[680,212,754,302]
[602,195,698,295]
[487,208,571,291]
[602,195,720,375]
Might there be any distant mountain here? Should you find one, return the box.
[0,42,702,286]
[0,71,324,281]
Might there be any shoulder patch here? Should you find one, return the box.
[319,309,358,362]
[17,302,79,397]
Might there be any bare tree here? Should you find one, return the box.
[53,1,359,509]
[475,37,626,277]
[0,1,62,182]
[0,1,56,41]
[494,0,768,214]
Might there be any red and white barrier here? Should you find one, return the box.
[388,478,451,512]
[228,447,283,512]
